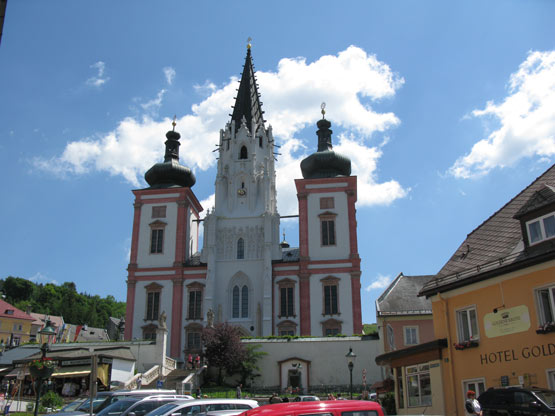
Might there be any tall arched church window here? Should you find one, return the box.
[241,285,249,318]
[237,238,245,259]
[232,286,240,318]
[239,146,248,159]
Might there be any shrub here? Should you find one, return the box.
[41,391,63,409]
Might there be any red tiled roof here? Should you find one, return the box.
[0,299,35,321]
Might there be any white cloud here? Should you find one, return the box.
[36,46,407,209]
[450,50,555,178]
[27,272,59,285]
[163,67,176,85]
[141,89,167,113]
[86,61,109,87]
[365,274,392,291]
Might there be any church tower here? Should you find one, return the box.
[294,108,363,335]
[125,120,203,358]
[201,45,281,336]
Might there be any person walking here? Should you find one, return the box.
[236,384,242,399]
[465,390,483,416]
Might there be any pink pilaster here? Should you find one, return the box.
[170,277,184,357]
[129,199,143,266]
[299,272,311,335]
[351,272,362,334]
[174,197,189,266]
[124,279,136,340]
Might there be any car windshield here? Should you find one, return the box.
[535,390,555,407]
[62,400,86,412]
[146,403,180,416]
[80,397,110,412]
[96,399,140,416]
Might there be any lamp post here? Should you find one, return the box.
[345,347,356,400]
[32,320,56,416]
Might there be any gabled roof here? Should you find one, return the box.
[30,313,64,329]
[0,299,34,321]
[376,273,434,316]
[421,164,555,297]
[230,46,265,133]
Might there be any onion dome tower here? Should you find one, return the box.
[144,118,196,188]
[300,105,351,179]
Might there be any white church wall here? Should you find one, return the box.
[243,337,382,391]
[137,198,178,268]
[306,190,350,261]
[133,280,173,354]
[309,272,354,336]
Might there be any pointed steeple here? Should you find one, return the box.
[230,44,265,132]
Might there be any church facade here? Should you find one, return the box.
[124,46,363,360]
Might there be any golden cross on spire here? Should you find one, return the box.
[321,102,326,119]
[172,115,177,131]
[247,37,252,50]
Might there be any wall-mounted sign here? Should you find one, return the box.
[484,305,530,338]
[501,376,509,387]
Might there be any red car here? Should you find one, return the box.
[240,400,385,416]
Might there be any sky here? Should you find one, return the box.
[1,1,555,325]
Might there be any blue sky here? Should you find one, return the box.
[1,1,555,325]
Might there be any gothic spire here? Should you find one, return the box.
[230,44,265,132]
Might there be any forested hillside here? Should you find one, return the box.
[0,276,125,328]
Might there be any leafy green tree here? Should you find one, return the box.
[236,344,267,386]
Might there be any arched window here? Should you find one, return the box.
[239,146,248,159]
[241,285,249,318]
[232,286,240,318]
[259,136,263,148]
[237,238,245,259]
[232,284,249,319]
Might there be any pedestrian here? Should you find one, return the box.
[465,390,483,416]
[327,393,336,400]
[236,384,242,399]
[269,393,282,404]
[195,387,201,399]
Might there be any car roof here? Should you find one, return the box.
[242,400,382,416]
[112,390,177,396]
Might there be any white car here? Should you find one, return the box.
[146,399,259,416]
[293,396,320,402]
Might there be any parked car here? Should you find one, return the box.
[96,395,192,416]
[240,400,385,416]
[146,399,259,416]
[58,399,87,413]
[293,396,320,402]
[478,387,555,415]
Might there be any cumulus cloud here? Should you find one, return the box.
[36,46,407,210]
[86,61,109,87]
[365,274,392,291]
[450,50,555,178]
[163,67,176,85]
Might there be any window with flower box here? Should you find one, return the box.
[456,306,479,343]
[535,284,555,333]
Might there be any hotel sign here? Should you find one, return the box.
[483,305,530,338]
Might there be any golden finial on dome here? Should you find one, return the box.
[247,37,252,50]
[321,102,326,119]
[172,115,177,131]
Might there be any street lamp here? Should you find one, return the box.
[32,320,56,416]
[345,347,356,400]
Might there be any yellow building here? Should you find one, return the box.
[419,165,555,415]
[0,299,35,347]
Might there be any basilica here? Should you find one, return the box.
[124,45,363,361]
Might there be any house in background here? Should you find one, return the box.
[107,317,125,341]
[419,164,555,415]
[30,313,64,343]
[0,299,34,348]
[376,273,435,356]
[373,273,440,412]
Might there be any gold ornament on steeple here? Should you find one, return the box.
[172,115,177,131]
[247,37,252,50]
[321,102,326,119]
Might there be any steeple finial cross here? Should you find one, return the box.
[172,115,177,131]
[247,37,252,50]
[321,102,326,119]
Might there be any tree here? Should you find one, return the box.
[236,344,267,386]
[202,323,246,385]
